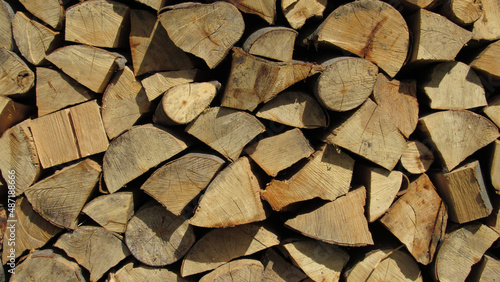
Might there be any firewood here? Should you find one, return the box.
[17,0,64,29]
[159,2,244,69]
[372,74,418,138]
[65,0,130,48]
[181,223,279,277]
[154,81,219,126]
[0,96,30,135]
[431,160,492,223]
[125,202,195,267]
[141,152,225,215]
[282,239,349,282]
[490,140,500,194]
[243,27,297,62]
[108,261,186,281]
[46,45,126,93]
[55,226,130,282]
[245,128,314,177]
[307,0,409,77]
[281,0,326,29]
[199,259,264,282]
[285,187,373,246]
[103,124,190,193]
[224,0,276,24]
[0,0,13,51]
[485,97,500,130]
[486,197,500,233]
[470,40,500,79]
[323,99,406,171]
[133,0,166,10]
[185,107,265,162]
[189,157,267,228]
[0,48,35,96]
[262,144,354,211]
[222,48,323,111]
[82,192,135,233]
[418,110,499,171]
[433,224,499,281]
[400,140,435,174]
[141,69,199,102]
[472,0,500,41]
[440,0,483,26]
[261,249,307,282]
[473,254,500,282]
[24,159,101,229]
[380,174,447,265]
[398,0,438,9]
[314,57,378,112]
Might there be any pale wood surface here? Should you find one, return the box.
[243,27,297,61]
[108,261,186,282]
[82,192,135,233]
[470,254,500,281]
[0,48,35,95]
[18,0,64,29]
[470,40,500,79]
[225,0,276,24]
[133,0,166,10]
[485,96,500,128]
[261,249,307,282]
[441,0,483,26]
[282,0,326,29]
[0,96,30,135]
[490,139,500,194]
[401,141,435,174]
[141,69,199,102]
[0,0,13,51]
[199,259,264,282]
[472,0,500,41]
[399,0,438,8]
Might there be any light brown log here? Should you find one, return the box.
[470,39,500,79]
[470,254,500,282]
[0,48,35,96]
[441,0,483,26]
[485,97,500,130]
[261,249,307,282]
[18,0,64,29]
[0,0,14,51]
[141,69,199,102]
[103,124,190,193]
[133,0,166,10]
[189,157,267,228]
[159,2,244,69]
[282,0,326,29]
[125,202,195,267]
[418,110,499,171]
[224,0,276,24]
[181,223,279,277]
[243,27,297,61]
[108,260,186,281]
[490,140,500,194]
[472,0,500,41]
[380,174,447,265]
[401,141,434,174]
[398,0,438,9]
[82,192,135,233]
[141,152,225,215]
[485,196,500,233]
[185,107,265,162]
[0,96,30,135]
[199,259,264,282]
[55,226,130,282]
[285,187,373,246]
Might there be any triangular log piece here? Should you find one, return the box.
[470,40,500,80]
[108,260,186,281]
[0,0,14,51]
[281,0,326,29]
[0,48,35,96]
[224,0,276,24]
[398,0,438,9]
[484,96,500,128]
[0,96,30,135]
[243,27,297,61]
[141,69,199,102]
[261,249,307,282]
[472,0,500,41]
[133,0,166,10]
[17,0,64,29]
[82,192,135,233]
[199,259,264,282]
[400,141,435,174]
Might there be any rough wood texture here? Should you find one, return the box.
[141,69,199,102]
[0,48,35,96]
[472,0,500,41]
[469,254,500,281]
[225,0,276,24]
[401,141,435,174]
[0,96,30,135]
[261,249,307,282]
[18,0,64,29]
[82,192,135,233]
[398,0,438,9]
[484,96,500,129]
[282,0,326,29]
[470,40,500,79]
[108,261,186,281]
[441,0,483,26]
[0,0,14,51]
[199,259,264,282]
[243,27,297,61]
[490,139,500,194]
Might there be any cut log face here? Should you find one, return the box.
[18,0,64,29]
[243,27,297,61]
[55,226,130,282]
[400,140,435,174]
[159,2,245,69]
[189,157,267,228]
[0,96,30,135]
[225,0,276,24]
[125,203,196,267]
[470,254,500,281]
[181,223,279,277]
[282,0,327,29]
[472,0,500,41]
[441,0,483,26]
[261,249,307,282]
[470,40,500,80]
[484,96,500,129]
[141,69,199,102]
[418,110,500,171]
[285,187,374,246]
[134,0,166,10]
[199,259,264,282]
[490,140,500,194]
[82,192,135,233]
[0,0,14,51]
[399,0,438,8]
[108,261,187,282]
[0,48,35,96]
[185,107,265,162]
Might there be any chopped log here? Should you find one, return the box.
[133,0,166,10]
[224,0,276,24]
[418,110,499,171]
[314,57,378,112]
[55,226,130,282]
[485,196,500,233]
[243,27,297,61]
[24,159,101,229]
[372,74,418,138]
[199,259,264,282]
[256,91,328,129]
[398,0,438,9]
[285,187,374,246]
[431,160,492,223]
[323,99,406,171]
[181,223,279,277]
[440,0,483,26]
[141,152,225,215]
[108,260,186,281]
[400,141,435,174]
[307,0,409,77]
[141,69,199,102]
[154,81,219,126]
[261,249,307,282]
[262,144,354,211]
[0,96,30,135]
[484,96,500,129]
[433,224,499,281]
[409,9,472,63]
[125,203,195,266]
[159,2,245,69]
[82,192,135,233]
[380,174,447,265]
[470,254,500,282]
[189,157,267,228]
[0,0,14,51]
[281,0,326,29]
[472,0,500,41]
[185,107,265,162]
[18,0,64,29]
[282,240,349,282]
[245,128,314,177]
[103,124,190,193]
[470,40,500,79]
[0,48,35,96]
[490,140,500,194]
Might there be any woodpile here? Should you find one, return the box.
[1,0,500,281]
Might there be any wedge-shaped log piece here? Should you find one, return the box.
[472,0,500,41]
[189,157,267,227]
[470,254,500,281]
[24,159,101,229]
[243,27,297,61]
[181,223,279,277]
[225,0,276,24]
[418,110,499,171]
[285,187,373,246]
[141,69,199,102]
[133,0,166,10]
[261,249,307,282]
[401,140,434,174]
[398,0,438,8]
[262,144,354,211]
[470,40,500,79]
[0,0,14,50]
[0,96,30,135]
[441,0,483,26]
[55,226,130,282]
[82,192,135,233]
[484,96,500,129]
[142,153,225,215]
[486,196,500,233]
[159,2,244,69]
[108,261,187,281]
[282,0,326,29]
[185,107,265,162]
[200,259,264,282]
[18,0,64,29]
[490,140,500,194]
[0,48,34,96]
[125,203,195,267]
[103,124,190,193]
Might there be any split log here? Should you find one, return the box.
[281,0,326,29]
[0,96,30,135]
[221,48,323,111]
[470,40,500,79]
[224,0,276,24]
[103,124,190,193]
[108,260,186,281]
[125,203,195,266]
[0,48,35,96]
[418,110,499,171]
[0,0,14,51]
[185,107,265,162]
[82,192,135,233]
[398,0,438,9]
[470,254,500,281]
[261,249,307,282]
[314,57,378,112]
[486,196,500,233]
[441,0,483,26]
[472,0,500,41]
[285,187,373,246]
[484,96,500,129]
[141,152,225,215]
[379,174,447,265]
[133,0,166,10]
[199,259,264,282]
[141,69,199,102]
[243,27,297,61]
[159,2,245,69]
[189,157,267,228]
[181,223,279,277]
[490,140,500,194]
[17,0,64,29]
[400,140,435,174]
[262,144,354,211]
[55,226,130,282]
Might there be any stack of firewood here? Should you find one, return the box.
[1,0,499,280]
